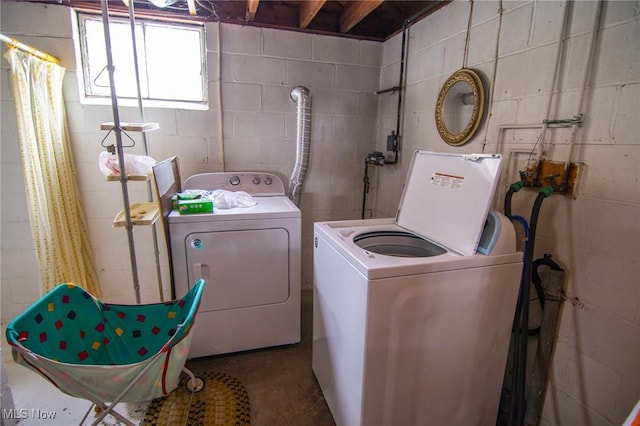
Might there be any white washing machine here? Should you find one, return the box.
[169,172,301,358]
[312,151,523,426]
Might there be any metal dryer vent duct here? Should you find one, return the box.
[288,86,311,206]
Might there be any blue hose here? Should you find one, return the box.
[511,215,530,238]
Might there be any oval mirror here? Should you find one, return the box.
[435,68,485,146]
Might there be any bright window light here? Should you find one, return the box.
[76,13,206,108]
[145,24,203,101]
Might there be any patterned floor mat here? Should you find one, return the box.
[142,371,250,426]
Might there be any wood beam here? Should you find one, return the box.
[339,0,383,33]
[246,0,260,21]
[299,0,326,29]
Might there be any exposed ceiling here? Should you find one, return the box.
[22,0,449,41]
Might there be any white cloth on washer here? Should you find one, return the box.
[209,189,257,209]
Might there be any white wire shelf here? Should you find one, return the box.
[100,122,160,132]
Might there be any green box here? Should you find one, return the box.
[173,193,205,210]
[178,199,213,215]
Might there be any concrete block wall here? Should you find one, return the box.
[1,0,638,424]
[375,1,639,425]
[212,22,382,288]
[0,0,381,321]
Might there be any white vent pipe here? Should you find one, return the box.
[288,86,311,206]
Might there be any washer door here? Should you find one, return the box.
[397,151,502,255]
[185,228,290,311]
[353,231,447,257]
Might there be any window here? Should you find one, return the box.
[75,13,207,109]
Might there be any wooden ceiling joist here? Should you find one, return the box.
[26,0,446,41]
[299,0,326,29]
[339,0,384,33]
[246,0,259,21]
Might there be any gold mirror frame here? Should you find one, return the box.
[435,68,485,146]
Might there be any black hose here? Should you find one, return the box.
[506,231,525,423]
[526,255,564,336]
[512,187,553,426]
[532,254,564,310]
[502,180,524,425]
[504,181,524,420]
[525,255,565,425]
[504,181,523,220]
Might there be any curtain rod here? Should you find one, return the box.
[0,33,60,64]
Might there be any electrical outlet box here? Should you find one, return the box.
[386,133,398,152]
[520,159,582,198]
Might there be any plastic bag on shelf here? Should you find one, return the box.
[99,151,157,177]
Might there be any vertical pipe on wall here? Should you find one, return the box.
[288,86,311,207]
[564,0,603,179]
[536,0,571,161]
[462,0,475,69]
[216,21,225,171]
[481,1,504,153]
[386,24,406,165]
[380,2,442,166]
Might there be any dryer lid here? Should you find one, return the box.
[396,151,503,256]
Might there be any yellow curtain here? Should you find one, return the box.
[5,48,100,297]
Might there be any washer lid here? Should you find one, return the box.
[396,151,503,256]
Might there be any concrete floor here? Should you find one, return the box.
[187,289,335,426]
[3,289,335,426]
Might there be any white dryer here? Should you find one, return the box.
[312,151,523,426]
[169,172,300,358]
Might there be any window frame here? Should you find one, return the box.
[74,11,208,110]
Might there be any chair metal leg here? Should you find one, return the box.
[182,367,205,393]
[90,403,135,426]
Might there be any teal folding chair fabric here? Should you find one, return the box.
[6,279,205,406]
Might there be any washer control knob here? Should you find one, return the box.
[264,176,273,185]
[252,176,261,185]
[229,175,240,186]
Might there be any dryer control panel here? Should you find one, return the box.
[184,172,285,196]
